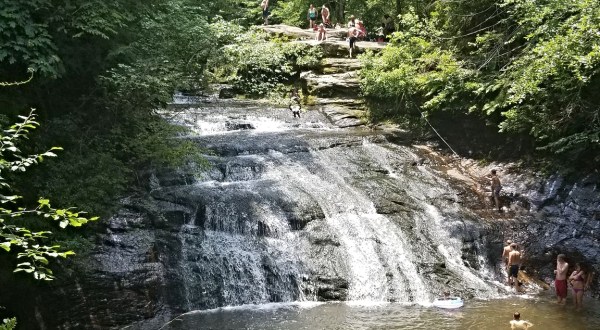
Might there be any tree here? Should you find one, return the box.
[360,0,600,165]
[0,109,97,281]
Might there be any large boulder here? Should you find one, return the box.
[319,58,362,74]
[300,71,360,98]
[321,105,367,128]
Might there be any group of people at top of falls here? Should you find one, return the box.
[260,2,396,58]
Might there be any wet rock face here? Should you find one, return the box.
[501,172,600,293]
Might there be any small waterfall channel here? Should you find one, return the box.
[156,100,505,311]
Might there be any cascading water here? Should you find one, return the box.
[155,101,506,311]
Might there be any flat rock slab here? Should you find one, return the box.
[258,24,349,39]
[312,97,364,107]
[293,40,387,57]
[321,105,368,128]
[259,24,315,39]
[320,58,362,74]
[301,71,360,98]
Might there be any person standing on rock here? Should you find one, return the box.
[321,5,331,27]
[490,169,502,212]
[502,240,513,285]
[307,4,318,30]
[289,88,301,118]
[507,243,521,291]
[347,15,357,28]
[261,0,270,25]
[569,262,592,310]
[348,26,360,58]
[554,254,569,304]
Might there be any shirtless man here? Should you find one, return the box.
[510,312,533,329]
[554,254,569,304]
[507,243,521,291]
[490,169,502,211]
[502,240,513,285]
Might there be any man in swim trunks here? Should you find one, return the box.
[510,312,533,329]
[490,169,502,211]
[507,243,521,291]
[502,240,513,285]
[554,254,569,304]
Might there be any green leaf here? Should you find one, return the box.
[0,242,11,252]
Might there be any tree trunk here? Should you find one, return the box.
[332,0,345,24]
[395,0,402,17]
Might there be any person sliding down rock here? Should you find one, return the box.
[289,88,301,118]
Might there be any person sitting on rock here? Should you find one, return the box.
[315,23,327,41]
[376,23,385,42]
[356,20,367,40]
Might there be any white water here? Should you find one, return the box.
[164,104,504,311]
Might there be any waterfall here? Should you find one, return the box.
[156,102,502,310]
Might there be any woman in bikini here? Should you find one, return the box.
[307,4,318,29]
[569,263,589,310]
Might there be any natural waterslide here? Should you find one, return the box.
[160,98,506,308]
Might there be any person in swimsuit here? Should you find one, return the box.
[320,5,331,27]
[307,4,318,29]
[554,254,569,304]
[507,243,521,291]
[347,15,356,28]
[510,312,533,329]
[289,88,301,118]
[260,0,270,25]
[569,263,590,310]
[347,27,360,58]
[315,23,327,41]
[490,169,502,211]
[502,240,513,285]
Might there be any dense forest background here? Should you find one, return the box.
[1,0,599,323]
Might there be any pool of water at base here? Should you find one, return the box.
[162,293,600,330]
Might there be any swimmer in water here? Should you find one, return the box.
[510,312,533,329]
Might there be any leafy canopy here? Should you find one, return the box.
[360,0,600,163]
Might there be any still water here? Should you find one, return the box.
[162,294,600,330]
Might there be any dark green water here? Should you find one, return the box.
[163,293,600,330]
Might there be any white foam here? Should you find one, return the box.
[186,301,325,315]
